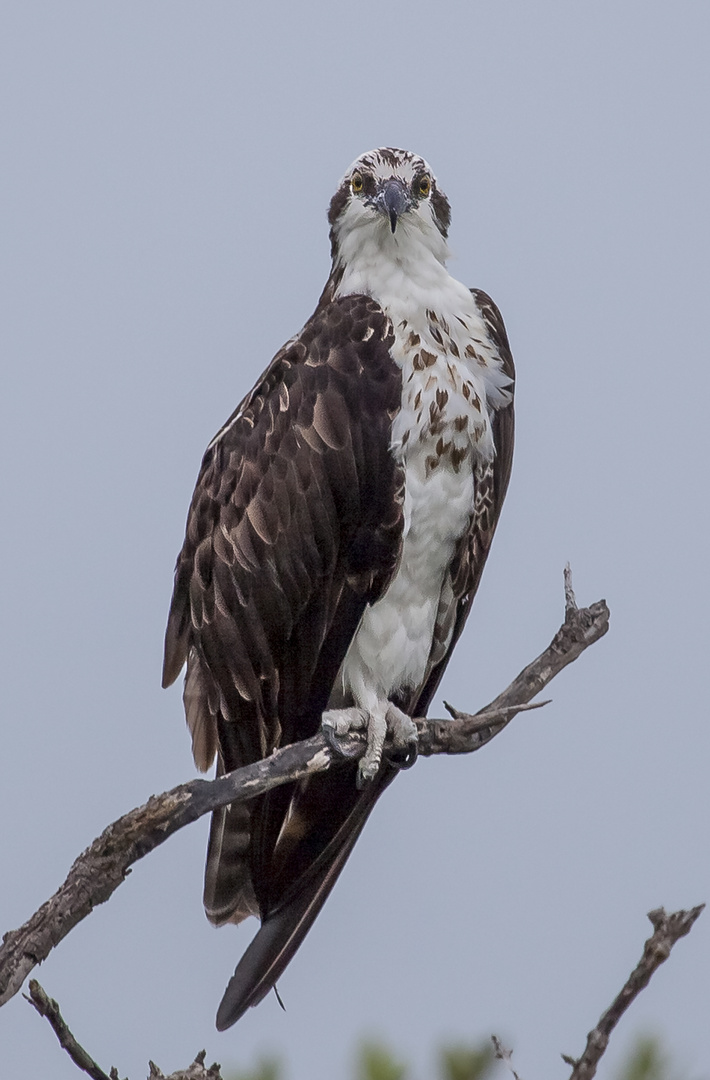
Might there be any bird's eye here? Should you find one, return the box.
[417,175,431,198]
[351,172,364,194]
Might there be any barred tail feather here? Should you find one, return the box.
[204,800,258,926]
[215,783,379,1030]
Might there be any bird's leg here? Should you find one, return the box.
[359,703,388,784]
[322,702,418,785]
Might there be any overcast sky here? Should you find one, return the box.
[2,3,709,1078]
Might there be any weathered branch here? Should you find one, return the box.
[146,1052,224,1080]
[26,980,223,1080]
[0,574,609,1010]
[491,1035,522,1080]
[25,980,121,1080]
[563,905,705,1080]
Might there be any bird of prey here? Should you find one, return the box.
[162,147,515,1030]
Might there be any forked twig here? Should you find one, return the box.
[25,980,121,1080]
[26,979,225,1080]
[562,906,705,1080]
[492,1035,522,1080]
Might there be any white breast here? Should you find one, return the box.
[340,439,475,712]
[333,230,510,713]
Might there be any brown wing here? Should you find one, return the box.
[411,288,515,717]
[210,289,514,1029]
[162,293,404,939]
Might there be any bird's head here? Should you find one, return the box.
[327,148,451,268]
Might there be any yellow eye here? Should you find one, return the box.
[351,172,364,193]
[418,175,431,197]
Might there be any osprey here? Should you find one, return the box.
[162,148,515,1029]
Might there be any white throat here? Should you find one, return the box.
[333,210,454,310]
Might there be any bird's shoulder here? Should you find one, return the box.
[204,293,397,457]
[469,287,516,384]
[162,293,404,690]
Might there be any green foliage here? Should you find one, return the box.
[614,1035,672,1080]
[356,1041,408,1080]
[228,1056,282,1080]
[438,1042,497,1080]
[352,1038,497,1080]
[225,1032,686,1080]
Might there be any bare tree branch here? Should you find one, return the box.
[26,980,225,1080]
[563,905,705,1080]
[491,1035,522,1080]
[147,1052,224,1080]
[428,581,609,756]
[24,980,122,1080]
[564,562,578,616]
[0,576,609,1011]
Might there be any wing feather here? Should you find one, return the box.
[162,294,404,932]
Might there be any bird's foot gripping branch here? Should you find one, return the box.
[322,702,418,782]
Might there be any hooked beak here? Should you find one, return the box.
[377,179,410,233]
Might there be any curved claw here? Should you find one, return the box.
[322,723,361,760]
[387,741,418,770]
[384,703,418,770]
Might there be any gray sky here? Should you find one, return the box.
[1,3,709,1077]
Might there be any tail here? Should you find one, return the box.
[204,799,259,925]
[215,773,385,1030]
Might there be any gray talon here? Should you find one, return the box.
[323,703,418,783]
